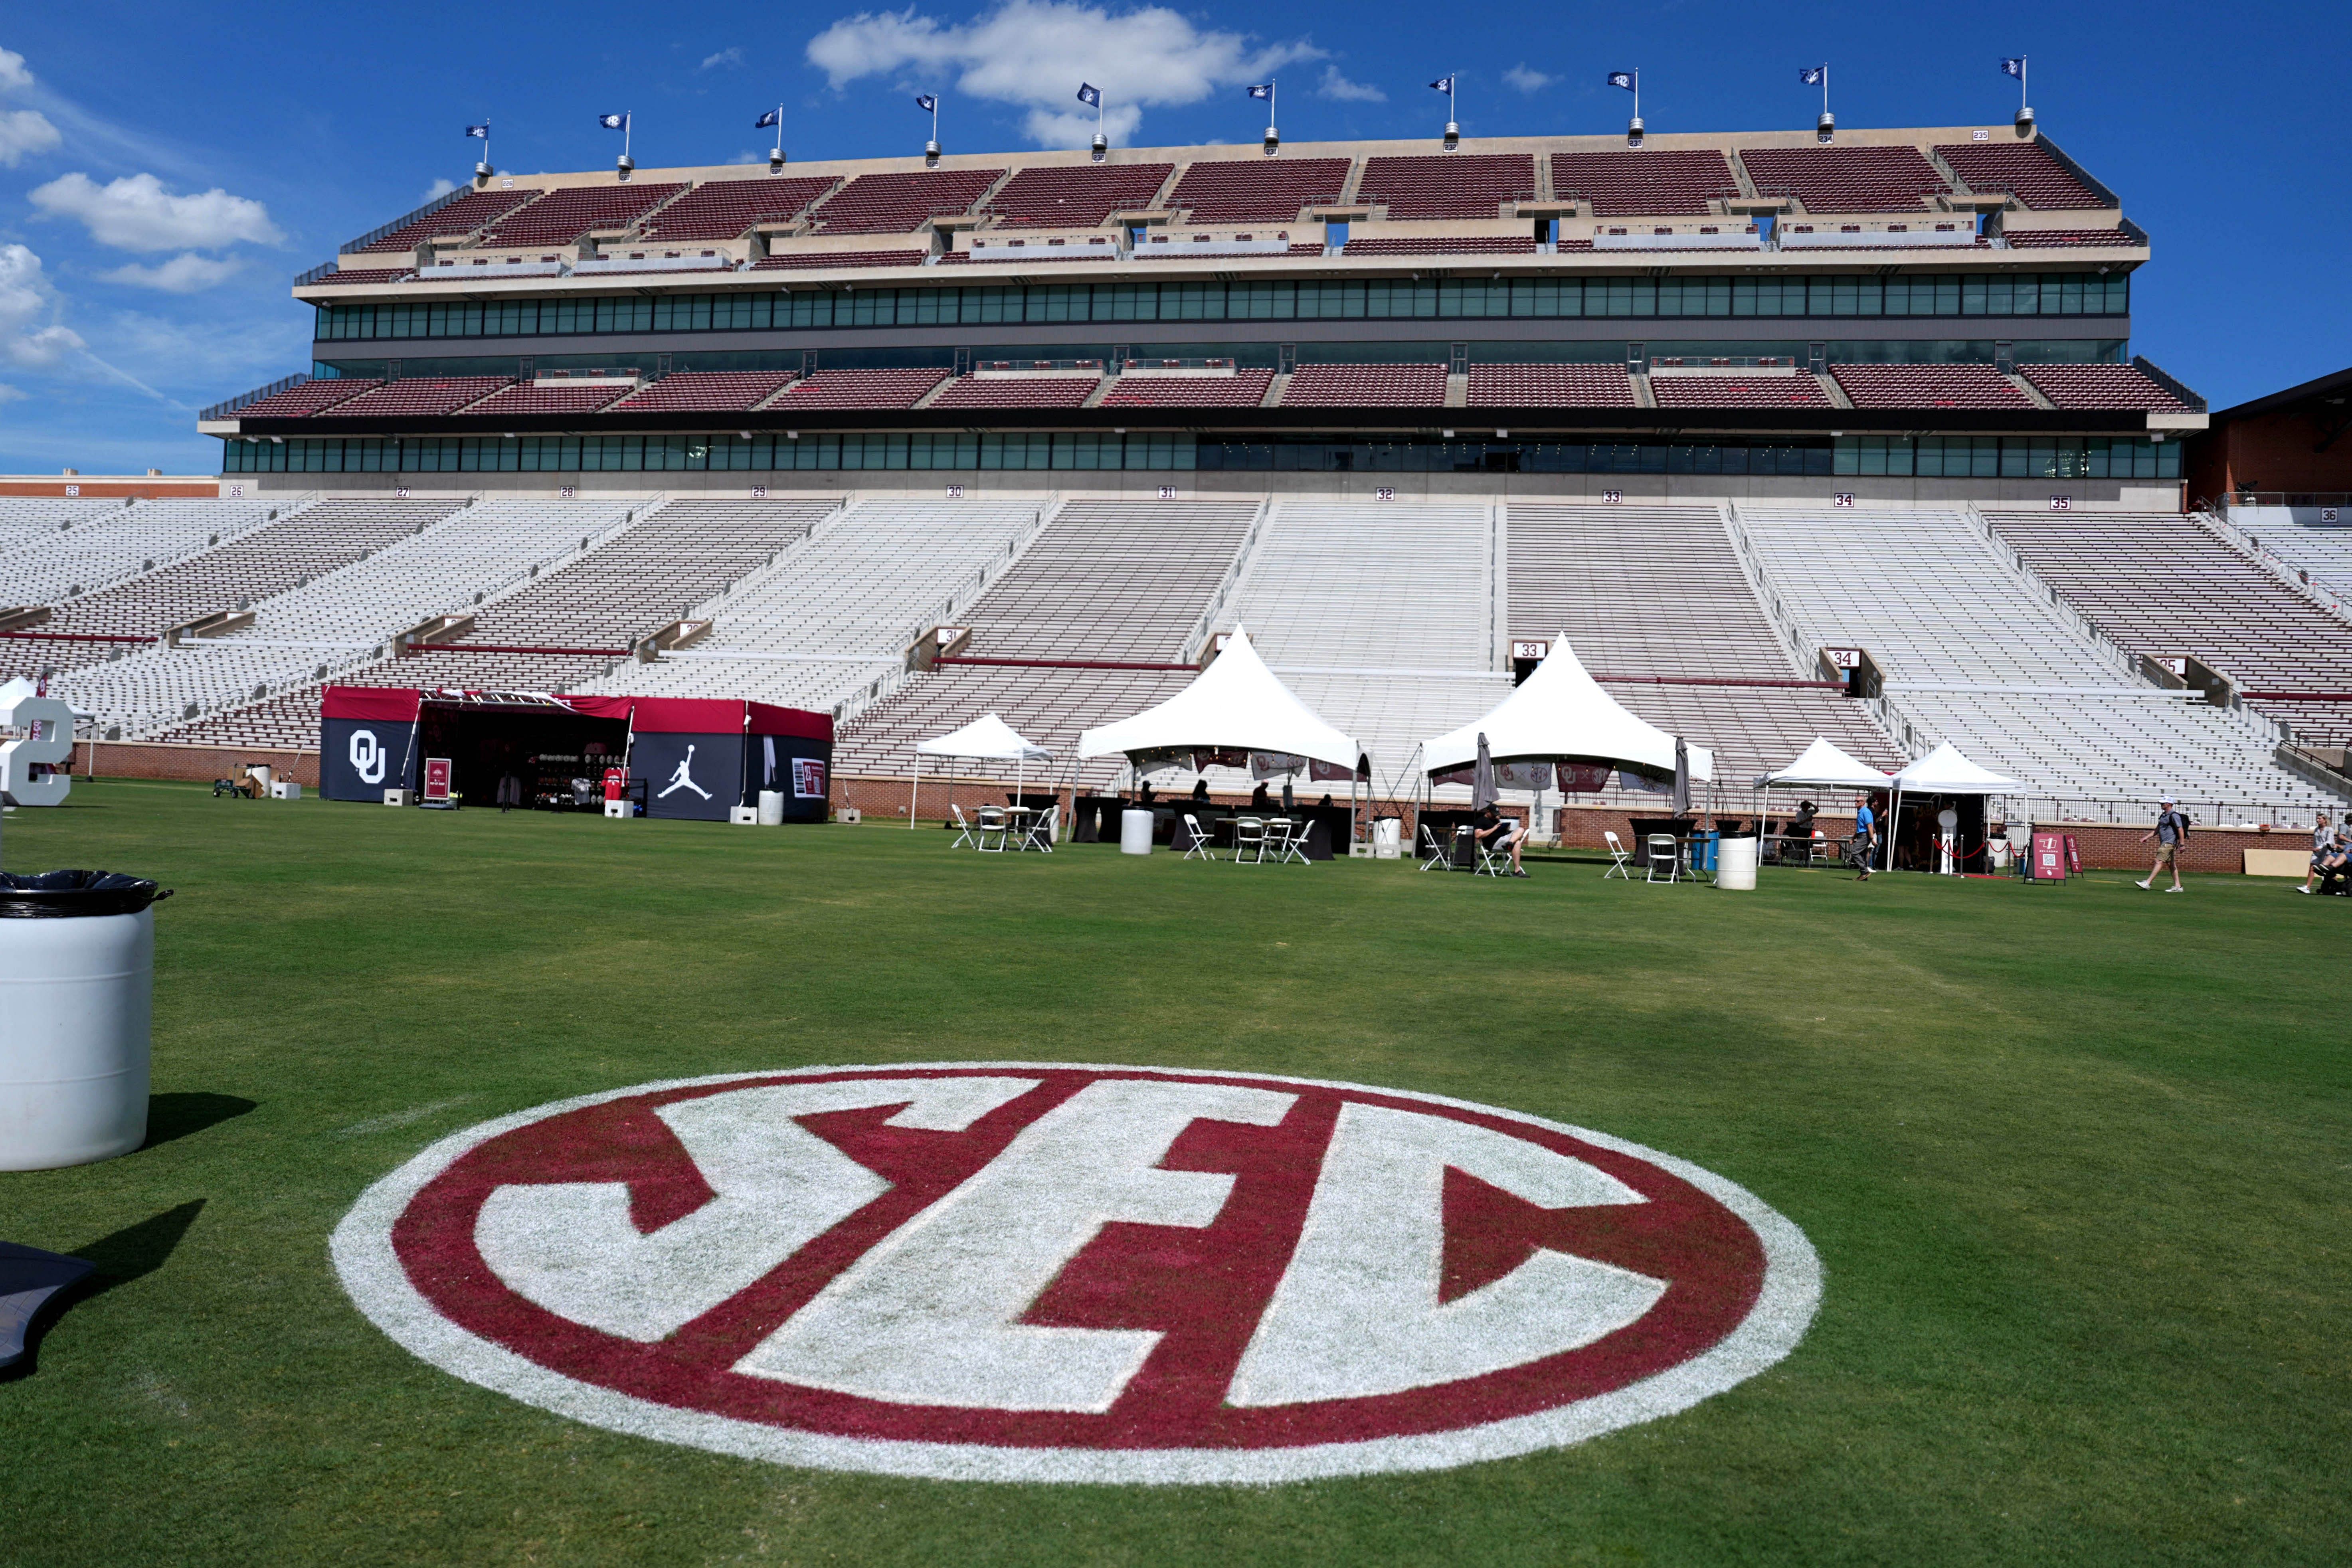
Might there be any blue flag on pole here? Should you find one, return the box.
[1605,71,1634,92]
[464,124,489,139]
[1430,75,1454,94]
[754,109,781,129]
[1798,65,1826,87]
[1076,83,1102,107]
[1246,83,1272,100]
[1999,57,2026,79]
[597,113,628,131]
[915,93,938,113]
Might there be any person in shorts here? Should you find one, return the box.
[1474,802,1529,876]
[2302,814,2350,895]
[2137,800,2190,892]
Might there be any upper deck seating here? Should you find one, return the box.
[929,375,1100,409]
[1651,376,1830,408]
[311,378,515,418]
[983,163,1172,227]
[1936,142,2105,210]
[2003,228,2136,248]
[1282,363,1447,406]
[232,379,382,419]
[305,269,413,288]
[1464,364,1636,407]
[766,369,951,410]
[1737,145,1948,212]
[1829,363,2031,410]
[1986,510,2352,748]
[752,249,930,270]
[1167,158,1349,223]
[1101,370,1274,407]
[1356,154,1535,219]
[351,189,542,254]
[1508,502,1899,784]
[1341,236,1537,255]
[639,177,837,241]
[2019,363,2189,412]
[475,184,686,248]
[461,382,632,417]
[608,372,795,412]
[1549,150,1742,216]
[811,169,1002,234]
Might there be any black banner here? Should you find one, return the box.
[322,718,416,802]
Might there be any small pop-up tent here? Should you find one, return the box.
[910,713,1052,829]
[1757,736,1895,791]
[1078,629,1358,773]
[1422,637,1714,783]
[1884,742,2022,872]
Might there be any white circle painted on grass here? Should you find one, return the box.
[332,1064,1819,1483]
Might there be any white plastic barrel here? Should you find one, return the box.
[0,907,153,1170]
[757,789,785,826]
[1119,809,1155,856]
[1715,836,1760,891]
[1372,819,1402,860]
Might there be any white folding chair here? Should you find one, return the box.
[1232,816,1267,864]
[1419,824,1452,870]
[1471,828,1511,877]
[1181,813,1217,861]
[1274,818,1312,866]
[1645,833,1681,884]
[1602,830,1635,879]
[1021,805,1058,853]
[975,805,1010,852]
[950,804,979,850]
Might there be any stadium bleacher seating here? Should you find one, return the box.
[1166,158,1350,223]
[1100,371,1275,408]
[1341,237,1536,256]
[607,372,795,413]
[311,378,515,418]
[1651,376,1830,408]
[1829,364,2032,410]
[1737,146,1949,211]
[983,164,1173,227]
[1464,364,1637,407]
[351,189,542,254]
[1986,510,2352,748]
[461,382,633,417]
[0,497,118,555]
[232,379,381,419]
[0,498,289,610]
[1356,155,1535,219]
[475,185,686,249]
[1731,505,2336,814]
[1550,151,1743,215]
[766,369,951,410]
[638,177,838,242]
[2003,228,2135,248]
[752,249,930,270]
[304,269,413,288]
[2018,363,2189,412]
[1935,142,2105,210]
[1507,502,1899,784]
[929,375,1100,409]
[811,169,1003,234]
[1281,363,1447,406]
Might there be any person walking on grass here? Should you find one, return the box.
[1852,793,1878,880]
[2137,799,2190,892]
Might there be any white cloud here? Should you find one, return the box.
[101,253,247,293]
[1502,64,1554,94]
[728,148,766,165]
[0,383,24,403]
[0,107,59,166]
[702,45,745,70]
[29,172,283,254]
[0,45,34,94]
[419,176,458,203]
[0,243,85,368]
[807,1,1322,147]
[1316,65,1384,103]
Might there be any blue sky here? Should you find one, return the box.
[0,1,2344,474]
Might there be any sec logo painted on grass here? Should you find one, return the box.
[333,1065,1819,1483]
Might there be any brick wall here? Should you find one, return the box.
[77,740,320,788]
[2034,819,2288,874]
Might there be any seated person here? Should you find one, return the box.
[1316,793,1334,809]
[1473,803,1529,877]
[2312,829,2352,896]
[2303,813,2344,894]
[1191,777,1210,803]
[1250,781,1271,810]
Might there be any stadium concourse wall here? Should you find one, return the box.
[229,471,2190,509]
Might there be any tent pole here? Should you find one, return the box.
[908,754,919,829]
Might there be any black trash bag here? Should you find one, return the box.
[0,870,172,919]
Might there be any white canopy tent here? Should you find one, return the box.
[1756,737,1895,790]
[908,712,1052,829]
[1422,637,1715,782]
[1881,743,2023,872]
[1078,629,1358,772]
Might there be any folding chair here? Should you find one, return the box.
[1232,816,1267,864]
[1181,812,1217,861]
[1020,805,1058,853]
[1645,833,1681,884]
[1602,830,1635,879]
[1471,831,1511,877]
[1419,824,1452,870]
[1270,819,1311,866]
[950,804,979,849]
[975,804,1010,852]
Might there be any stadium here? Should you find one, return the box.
[4,86,2350,1567]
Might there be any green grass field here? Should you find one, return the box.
[3,781,2346,1566]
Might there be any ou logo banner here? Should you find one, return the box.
[333,1066,1818,1483]
[349,728,386,785]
